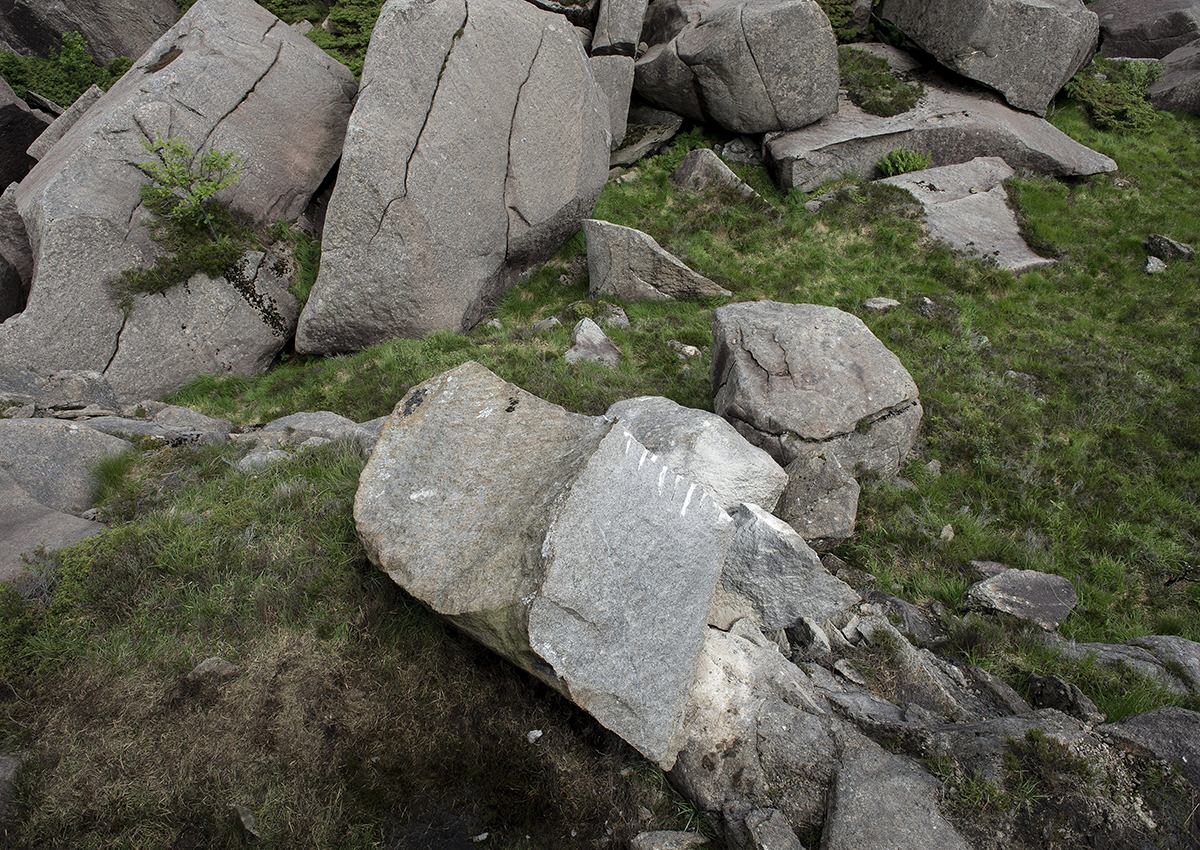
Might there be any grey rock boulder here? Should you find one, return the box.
[965,567,1079,630]
[258,410,377,458]
[0,186,32,316]
[0,468,106,584]
[1091,0,1200,59]
[711,301,922,475]
[1048,633,1200,695]
[880,156,1054,274]
[634,0,839,134]
[296,0,610,353]
[0,0,181,66]
[593,0,651,56]
[876,0,1098,114]
[671,148,766,206]
[1,75,49,190]
[584,219,730,302]
[25,84,105,162]
[776,449,860,552]
[606,395,787,514]
[1146,232,1195,261]
[589,55,636,149]
[611,103,685,168]
[565,317,622,367]
[357,362,734,769]
[1,0,356,402]
[1103,707,1200,789]
[0,418,129,513]
[1149,38,1200,115]
[765,73,1117,192]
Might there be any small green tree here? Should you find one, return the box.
[136,135,245,239]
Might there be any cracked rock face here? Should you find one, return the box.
[711,301,921,477]
[0,0,356,402]
[357,361,734,769]
[876,0,1098,114]
[295,0,610,353]
[634,0,838,134]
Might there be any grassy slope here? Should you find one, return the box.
[1,79,1199,848]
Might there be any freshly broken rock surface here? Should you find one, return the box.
[356,362,734,769]
[765,73,1117,192]
[0,0,356,402]
[965,567,1079,630]
[583,219,730,302]
[711,301,922,475]
[881,156,1054,274]
[296,0,610,352]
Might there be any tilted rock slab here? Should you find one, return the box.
[633,0,838,134]
[356,362,734,769]
[711,301,922,476]
[0,0,356,402]
[765,77,1117,192]
[0,0,181,66]
[26,85,105,163]
[592,0,651,56]
[881,156,1054,274]
[584,219,730,302]
[965,567,1079,630]
[0,418,129,513]
[1150,38,1200,115]
[296,0,610,352]
[876,0,1098,114]
[0,468,106,585]
[1091,0,1200,59]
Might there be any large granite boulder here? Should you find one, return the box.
[356,362,734,769]
[295,0,610,353]
[711,302,922,476]
[765,67,1117,192]
[1091,0,1200,58]
[0,0,356,402]
[876,0,1098,114]
[634,0,839,134]
[0,75,50,190]
[0,0,181,66]
[1149,38,1200,115]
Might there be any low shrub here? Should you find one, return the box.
[839,45,924,117]
[1063,57,1162,133]
[876,148,931,177]
[0,32,131,107]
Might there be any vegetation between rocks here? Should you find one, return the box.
[0,32,130,107]
[838,45,925,117]
[1064,57,1162,134]
[876,148,932,177]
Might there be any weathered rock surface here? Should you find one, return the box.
[1149,38,1200,115]
[630,831,712,850]
[257,410,377,458]
[1049,633,1200,695]
[589,55,636,148]
[611,103,684,167]
[876,0,1098,113]
[26,84,105,162]
[634,0,839,134]
[0,0,181,65]
[964,567,1078,630]
[356,362,734,769]
[1103,707,1200,789]
[0,0,356,402]
[296,0,610,352]
[0,418,128,513]
[0,468,105,584]
[776,449,860,552]
[671,149,766,206]
[565,317,623,367]
[711,301,922,475]
[881,157,1054,273]
[1091,0,1200,58]
[584,219,730,302]
[593,0,650,56]
[1,75,49,190]
[765,74,1117,192]
[606,395,787,514]
[1146,232,1196,261]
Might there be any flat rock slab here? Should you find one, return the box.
[0,469,105,584]
[881,156,1054,273]
[584,219,729,302]
[296,0,609,352]
[606,395,787,514]
[711,301,922,475]
[1102,707,1200,789]
[356,361,733,769]
[876,0,1098,114]
[965,567,1078,630]
[0,418,129,513]
[766,74,1117,192]
[1150,38,1200,115]
[1091,0,1200,58]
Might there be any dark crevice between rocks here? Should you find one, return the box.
[102,309,128,374]
[503,25,547,264]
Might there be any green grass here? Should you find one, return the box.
[839,45,925,117]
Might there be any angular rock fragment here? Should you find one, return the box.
[964,567,1079,630]
[584,219,730,302]
[711,301,922,475]
[777,449,860,552]
[0,469,106,584]
[1091,0,1200,59]
[26,85,105,162]
[880,157,1054,273]
[589,55,636,148]
[1146,232,1195,261]
[671,148,765,205]
[565,317,622,367]
[593,0,651,56]
[606,395,787,513]
[611,104,684,168]
[1149,38,1200,115]
[876,0,1098,114]
[356,362,734,768]
[296,0,610,352]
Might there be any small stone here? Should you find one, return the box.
[940,524,955,542]
[1145,256,1168,274]
[863,297,901,314]
[927,459,942,477]
[1146,233,1194,262]
[236,449,291,474]
[834,659,868,685]
[531,316,560,334]
[564,318,622,368]
[668,340,701,359]
[231,804,261,844]
[526,729,543,744]
[969,559,1008,579]
[487,318,503,329]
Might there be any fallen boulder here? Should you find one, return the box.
[0,0,356,402]
[592,0,650,56]
[296,0,610,352]
[584,219,730,302]
[1091,0,1200,59]
[0,0,181,65]
[1149,38,1200,115]
[776,449,860,552]
[876,0,1098,114]
[711,301,922,475]
[356,361,734,769]
[964,567,1079,630]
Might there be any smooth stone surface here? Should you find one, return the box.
[1091,0,1200,58]
[589,55,636,149]
[965,567,1079,630]
[1150,38,1200,115]
[0,469,106,584]
[584,219,730,302]
[0,418,129,513]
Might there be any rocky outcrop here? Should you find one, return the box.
[1149,38,1200,115]
[356,362,734,769]
[0,0,180,65]
[1091,0,1200,59]
[0,0,356,402]
[584,219,730,302]
[711,301,922,475]
[295,0,610,353]
[0,468,105,584]
[765,68,1117,192]
[1048,633,1200,695]
[634,0,839,134]
[876,0,1098,114]
[880,157,1055,274]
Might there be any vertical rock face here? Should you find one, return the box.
[0,0,181,66]
[295,0,611,353]
[356,362,735,769]
[877,0,1098,114]
[0,0,356,402]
